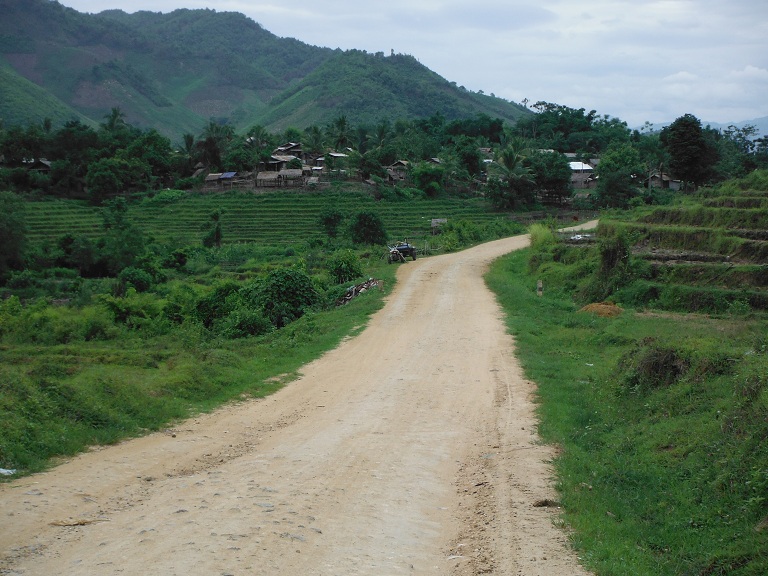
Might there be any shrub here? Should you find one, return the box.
[258,268,318,328]
[617,338,691,394]
[442,220,484,245]
[326,249,364,284]
[348,210,387,245]
[318,207,345,237]
[529,223,557,251]
[143,189,187,205]
[0,295,23,337]
[99,289,164,330]
[193,281,240,329]
[119,267,153,292]
[439,231,460,252]
[217,308,273,339]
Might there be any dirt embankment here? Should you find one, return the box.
[1,225,596,575]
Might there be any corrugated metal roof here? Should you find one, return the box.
[220,172,237,179]
[569,162,593,171]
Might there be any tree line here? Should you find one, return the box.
[1,103,767,334]
[2,105,765,209]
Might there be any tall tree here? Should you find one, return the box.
[525,150,572,204]
[203,209,223,248]
[635,131,669,190]
[198,121,235,171]
[661,114,718,188]
[328,114,352,150]
[486,138,535,209]
[369,120,391,149]
[102,107,128,132]
[124,129,173,187]
[303,125,325,155]
[596,142,644,207]
[245,125,276,165]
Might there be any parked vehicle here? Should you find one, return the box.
[387,241,417,263]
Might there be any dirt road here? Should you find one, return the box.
[1,229,594,575]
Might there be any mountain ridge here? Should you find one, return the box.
[0,0,530,141]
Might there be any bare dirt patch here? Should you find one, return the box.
[579,302,624,317]
[0,224,596,575]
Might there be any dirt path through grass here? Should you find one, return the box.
[1,224,596,575]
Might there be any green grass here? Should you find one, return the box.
[487,249,768,575]
[640,206,768,230]
[23,189,507,248]
[0,61,93,127]
[0,259,398,476]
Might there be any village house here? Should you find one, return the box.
[24,158,52,173]
[386,160,409,184]
[569,161,597,189]
[311,151,349,179]
[273,142,305,161]
[646,171,682,191]
[203,171,251,190]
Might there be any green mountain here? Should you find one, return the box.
[0,0,530,140]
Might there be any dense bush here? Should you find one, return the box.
[193,280,241,329]
[119,266,153,292]
[326,249,364,284]
[217,307,273,339]
[99,289,165,331]
[348,210,387,245]
[0,297,118,344]
[318,207,345,237]
[257,268,318,328]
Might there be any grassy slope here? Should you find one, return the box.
[0,256,398,476]
[259,51,529,130]
[0,62,93,127]
[488,250,767,575]
[486,181,768,574]
[22,190,506,247]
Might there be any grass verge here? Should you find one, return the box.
[0,263,396,477]
[486,249,768,576]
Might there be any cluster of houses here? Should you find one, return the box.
[196,142,446,192]
[194,144,681,202]
[563,153,681,198]
[197,142,352,191]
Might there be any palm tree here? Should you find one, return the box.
[354,125,369,154]
[245,125,272,151]
[199,120,234,171]
[369,120,391,149]
[490,138,531,182]
[327,114,351,151]
[487,138,535,209]
[102,107,127,132]
[303,125,325,155]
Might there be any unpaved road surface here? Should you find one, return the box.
[1,228,595,575]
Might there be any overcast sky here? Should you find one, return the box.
[59,0,768,128]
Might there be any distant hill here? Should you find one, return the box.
[638,116,768,138]
[709,116,768,138]
[0,0,530,141]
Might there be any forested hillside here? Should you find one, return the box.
[0,0,529,138]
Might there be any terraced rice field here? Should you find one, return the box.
[23,190,507,246]
[607,185,768,312]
